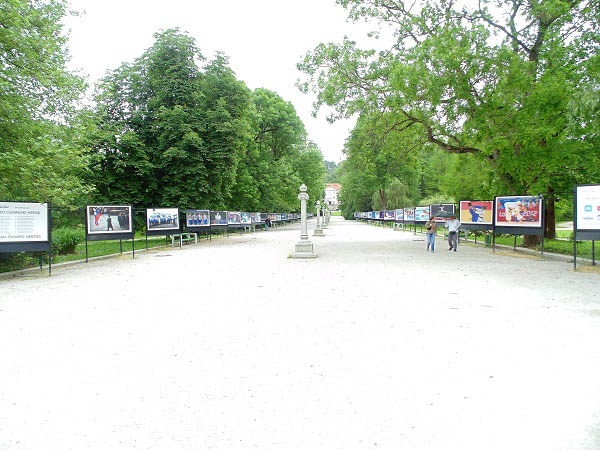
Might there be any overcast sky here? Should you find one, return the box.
[64,0,382,163]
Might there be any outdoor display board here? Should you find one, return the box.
[276,214,282,222]
[371,211,377,219]
[495,196,542,228]
[384,210,395,221]
[378,211,385,220]
[228,211,242,225]
[459,201,493,225]
[575,185,600,231]
[241,212,252,225]
[0,202,49,244]
[147,208,180,232]
[404,208,415,222]
[186,209,210,227]
[251,213,263,223]
[573,184,600,269]
[395,209,404,221]
[430,204,456,223]
[87,205,133,235]
[268,213,277,222]
[415,206,430,222]
[210,210,227,226]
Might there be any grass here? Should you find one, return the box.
[0,229,232,273]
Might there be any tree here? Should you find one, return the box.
[0,0,90,206]
[89,29,326,214]
[299,0,600,240]
[90,30,254,210]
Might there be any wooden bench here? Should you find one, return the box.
[170,232,198,248]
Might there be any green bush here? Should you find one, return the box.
[52,227,85,255]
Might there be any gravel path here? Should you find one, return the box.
[1,217,600,450]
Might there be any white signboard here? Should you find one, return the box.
[576,185,600,230]
[0,202,49,242]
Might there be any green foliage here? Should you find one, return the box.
[89,30,325,213]
[299,0,600,233]
[52,227,85,255]
[0,0,90,207]
[324,160,340,183]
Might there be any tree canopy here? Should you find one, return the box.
[0,0,90,206]
[86,29,325,213]
[298,0,600,236]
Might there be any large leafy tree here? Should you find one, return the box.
[0,0,89,206]
[299,0,600,239]
[90,29,325,214]
[90,30,253,210]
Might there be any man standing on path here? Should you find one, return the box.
[446,215,460,251]
[425,215,437,252]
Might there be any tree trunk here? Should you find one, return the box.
[524,234,541,247]
[379,189,387,210]
[545,187,556,240]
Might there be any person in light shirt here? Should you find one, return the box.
[446,215,461,251]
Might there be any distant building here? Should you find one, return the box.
[324,183,342,210]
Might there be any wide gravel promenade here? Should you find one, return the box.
[1,217,600,450]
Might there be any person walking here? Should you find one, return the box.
[446,215,460,251]
[264,217,271,231]
[425,216,437,252]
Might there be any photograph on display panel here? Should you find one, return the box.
[186,209,210,227]
[228,211,242,225]
[252,213,262,223]
[87,205,133,234]
[0,202,49,243]
[405,209,415,221]
[459,201,493,225]
[384,210,395,220]
[576,185,600,231]
[210,210,227,226]
[495,196,542,227]
[430,204,456,223]
[395,209,404,221]
[147,208,179,231]
[415,206,430,222]
[241,212,252,224]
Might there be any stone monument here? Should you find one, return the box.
[289,184,318,258]
[313,200,325,236]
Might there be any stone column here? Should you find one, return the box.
[313,200,325,236]
[290,184,317,258]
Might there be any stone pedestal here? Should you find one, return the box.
[290,239,317,258]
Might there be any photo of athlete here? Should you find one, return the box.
[468,202,486,223]
[495,196,542,228]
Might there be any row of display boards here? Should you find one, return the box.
[354,186,600,268]
[0,203,299,276]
